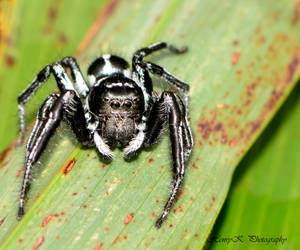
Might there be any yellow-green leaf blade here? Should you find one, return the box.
[0,0,300,250]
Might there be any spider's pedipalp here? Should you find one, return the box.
[94,131,114,160]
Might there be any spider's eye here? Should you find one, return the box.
[123,100,132,109]
[132,97,139,103]
[110,100,121,109]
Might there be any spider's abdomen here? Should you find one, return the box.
[88,76,144,146]
[87,55,131,86]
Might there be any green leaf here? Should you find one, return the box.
[206,83,300,250]
[1,0,300,249]
[0,0,107,150]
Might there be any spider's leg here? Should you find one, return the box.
[17,58,89,145]
[17,66,52,144]
[145,91,193,228]
[60,57,89,97]
[145,93,193,162]
[127,42,187,158]
[173,94,194,161]
[18,93,62,220]
[132,41,189,94]
[18,90,92,220]
[132,42,191,127]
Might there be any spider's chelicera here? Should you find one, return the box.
[17,42,193,228]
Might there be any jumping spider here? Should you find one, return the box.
[17,42,193,228]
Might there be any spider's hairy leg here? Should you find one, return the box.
[132,41,189,93]
[132,41,191,121]
[133,41,187,60]
[18,93,61,219]
[17,66,51,145]
[173,94,194,161]
[59,56,89,97]
[17,58,89,146]
[18,90,91,220]
[145,91,193,228]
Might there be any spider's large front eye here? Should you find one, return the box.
[123,100,132,109]
[110,100,121,109]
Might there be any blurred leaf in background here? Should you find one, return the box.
[0,0,299,249]
[206,83,300,250]
[0,0,107,150]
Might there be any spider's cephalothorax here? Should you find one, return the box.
[17,42,193,228]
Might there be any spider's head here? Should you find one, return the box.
[87,54,131,87]
[88,76,144,117]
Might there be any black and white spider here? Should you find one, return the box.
[17,42,193,228]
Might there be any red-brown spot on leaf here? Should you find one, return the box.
[34,193,41,201]
[265,90,283,110]
[231,52,241,65]
[181,229,188,239]
[16,168,23,178]
[62,158,76,176]
[175,189,185,201]
[229,139,237,148]
[221,133,228,144]
[72,192,78,196]
[94,242,103,250]
[33,236,45,250]
[286,56,299,83]
[48,6,58,21]
[4,54,15,67]
[42,214,54,227]
[216,103,228,109]
[112,236,120,245]
[205,195,217,211]
[214,123,223,131]
[198,109,228,146]
[178,205,184,213]
[148,157,154,164]
[0,144,13,165]
[57,33,68,46]
[124,213,134,225]
[0,217,6,227]
[232,40,239,46]
[292,0,300,25]
[191,162,198,169]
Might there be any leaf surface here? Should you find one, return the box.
[207,83,300,250]
[0,0,300,249]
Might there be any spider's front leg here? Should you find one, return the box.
[145,91,193,228]
[18,90,91,220]
[17,57,89,145]
[132,42,190,108]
